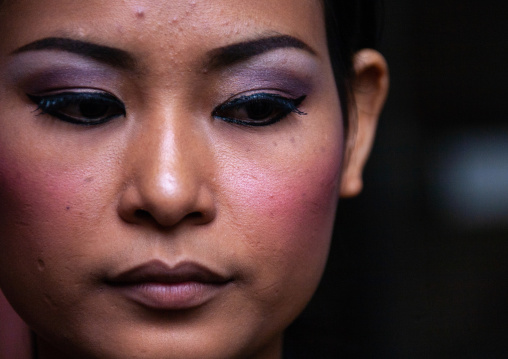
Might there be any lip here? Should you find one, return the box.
[106,260,232,310]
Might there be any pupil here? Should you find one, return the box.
[80,101,108,118]
[246,101,273,120]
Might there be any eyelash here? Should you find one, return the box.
[28,92,126,126]
[212,93,307,127]
[27,91,307,127]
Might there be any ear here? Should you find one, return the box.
[340,49,389,197]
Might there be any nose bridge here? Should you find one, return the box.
[139,114,186,197]
[122,103,214,227]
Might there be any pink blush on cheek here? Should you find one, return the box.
[218,140,345,319]
[228,146,343,258]
[0,161,78,215]
[0,152,101,254]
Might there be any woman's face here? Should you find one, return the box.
[0,1,343,358]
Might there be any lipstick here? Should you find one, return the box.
[106,260,232,310]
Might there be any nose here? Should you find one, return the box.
[117,107,216,229]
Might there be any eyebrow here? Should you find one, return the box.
[205,35,317,69]
[11,37,136,69]
[11,35,315,71]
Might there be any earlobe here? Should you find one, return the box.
[340,49,389,197]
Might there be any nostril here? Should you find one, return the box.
[184,211,213,226]
[134,209,152,221]
[132,209,209,227]
[187,212,204,220]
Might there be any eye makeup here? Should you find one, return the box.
[4,50,126,95]
[213,53,319,99]
[208,55,318,128]
[213,93,306,127]
[13,67,121,96]
[3,52,128,127]
[27,91,126,126]
[5,42,321,132]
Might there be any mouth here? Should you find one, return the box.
[105,260,233,310]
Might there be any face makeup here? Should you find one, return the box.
[0,1,344,358]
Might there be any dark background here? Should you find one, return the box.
[286,1,508,358]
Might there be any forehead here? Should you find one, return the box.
[0,0,327,62]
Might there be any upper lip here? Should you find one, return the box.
[107,260,231,285]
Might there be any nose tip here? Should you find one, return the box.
[117,112,216,230]
[118,181,216,228]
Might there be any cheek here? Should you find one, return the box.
[0,155,91,241]
[247,159,338,246]
[217,131,343,325]
[0,142,111,297]
[0,140,122,329]
[222,137,343,268]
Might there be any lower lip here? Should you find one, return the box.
[112,282,228,310]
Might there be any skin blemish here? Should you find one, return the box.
[84,177,94,183]
[37,259,45,271]
[135,8,145,19]
[290,137,295,144]
[66,206,71,211]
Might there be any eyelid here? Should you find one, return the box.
[217,93,306,116]
[212,92,307,127]
[27,91,126,126]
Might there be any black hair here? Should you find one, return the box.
[323,0,382,133]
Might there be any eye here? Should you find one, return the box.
[212,93,307,126]
[27,91,126,126]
